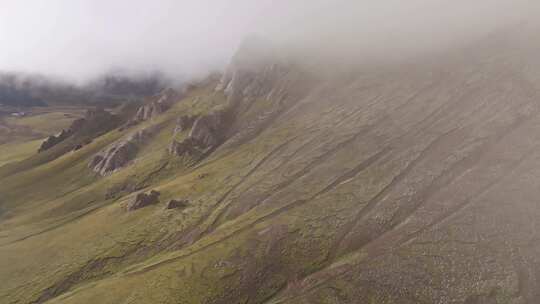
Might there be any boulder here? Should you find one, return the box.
[126,190,160,211]
[165,199,189,210]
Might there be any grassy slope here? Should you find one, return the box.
[5,111,81,136]
[0,139,43,167]
[1,76,432,303]
[0,108,85,168]
[2,38,540,304]
[0,84,246,303]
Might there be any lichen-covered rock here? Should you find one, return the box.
[165,199,189,210]
[126,190,160,211]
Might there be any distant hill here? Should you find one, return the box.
[0,77,46,107]
[0,72,170,107]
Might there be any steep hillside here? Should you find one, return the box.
[2,27,540,304]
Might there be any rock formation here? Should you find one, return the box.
[38,129,73,152]
[38,108,114,153]
[89,126,155,176]
[130,88,180,124]
[217,37,291,106]
[167,40,302,161]
[126,190,160,211]
[169,108,233,158]
[188,110,230,148]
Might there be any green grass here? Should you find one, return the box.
[0,139,43,167]
[0,76,511,304]
[0,82,251,304]
[5,111,80,136]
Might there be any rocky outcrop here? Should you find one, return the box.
[189,110,230,148]
[133,100,166,122]
[167,40,296,161]
[130,88,180,124]
[38,129,73,152]
[213,39,317,151]
[217,37,291,106]
[169,109,233,158]
[89,127,155,176]
[126,190,160,211]
[165,199,189,210]
[38,108,114,153]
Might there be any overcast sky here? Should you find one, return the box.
[0,0,536,83]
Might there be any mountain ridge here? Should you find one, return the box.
[2,26,540,303]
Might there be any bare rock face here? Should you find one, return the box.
[165,199,189,210]
[89,127,155,176]
[126,190,160,211]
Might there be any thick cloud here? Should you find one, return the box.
[0,0,537,83]
[0,0,274,82]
